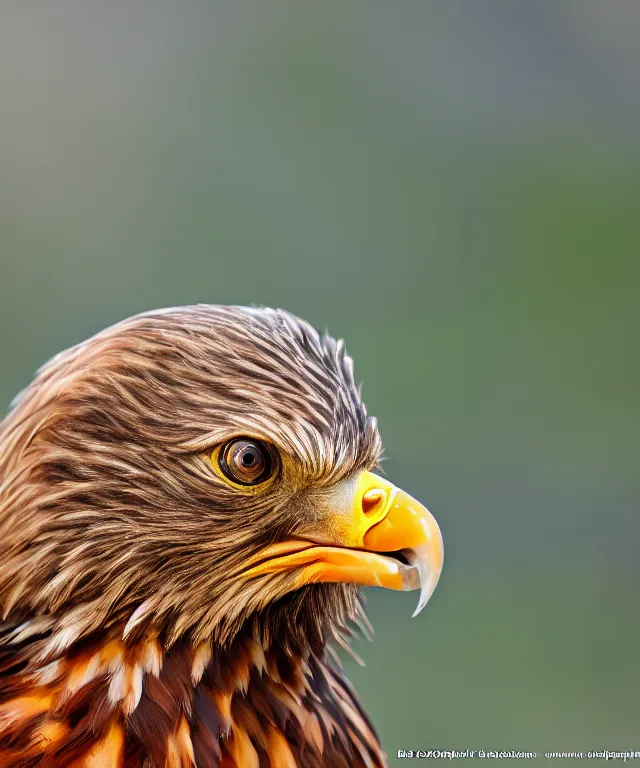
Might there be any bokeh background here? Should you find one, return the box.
[1,2,639,762]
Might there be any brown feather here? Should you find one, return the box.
[0,305,386,767]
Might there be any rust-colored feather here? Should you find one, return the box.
[0,632,386,767]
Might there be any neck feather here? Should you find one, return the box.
[0,626,386,767]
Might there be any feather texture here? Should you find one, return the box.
[0,305,387,766]
[0,627,385,767]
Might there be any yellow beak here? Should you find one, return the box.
[244,471,444,617]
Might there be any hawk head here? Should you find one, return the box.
[0,304,442,665]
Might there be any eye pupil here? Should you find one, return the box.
[242,452,256,466]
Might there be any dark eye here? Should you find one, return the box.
[218,438,274,486]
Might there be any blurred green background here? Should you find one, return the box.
[1,2,638,762]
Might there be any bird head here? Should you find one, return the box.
[0,306,443,660]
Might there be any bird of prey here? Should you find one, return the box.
[0,305,443,768]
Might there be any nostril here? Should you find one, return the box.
[362,489,386,516]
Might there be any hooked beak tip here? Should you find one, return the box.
[403,535,444,618]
